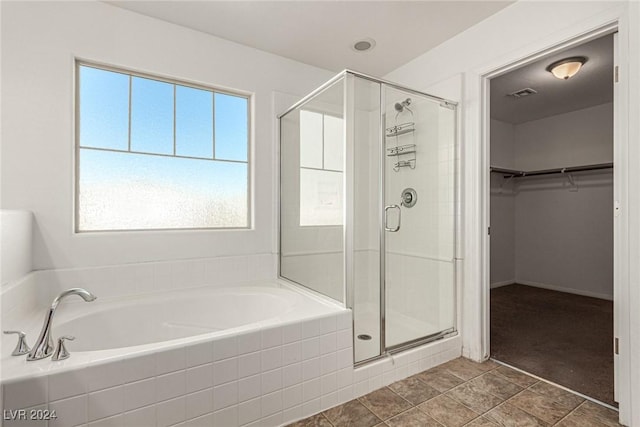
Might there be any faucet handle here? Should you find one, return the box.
[52,336,75,361]
[3,330,31,356]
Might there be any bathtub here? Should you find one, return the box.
[1,281,360,427]
[1,278,460,427]
[2,282,346,382]
[54,284,342,353]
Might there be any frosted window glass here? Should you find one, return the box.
[176,85,213,158]
[79,66,129,150]
[131,77,174,154]
[78,149,247,231]
[323,115,344,171]
[214,93,248,161]
[299,168,343,226]
[299,110,323,168]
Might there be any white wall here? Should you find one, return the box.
[0,210,33,286]
[514,173,613,299]
[0,1,333,271]
[489,119,515,286]
[490,104,613,299]
[514,103,613,170]
[513,103,613,299]
[490,119,515,169]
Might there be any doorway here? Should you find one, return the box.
[487,33,616,406]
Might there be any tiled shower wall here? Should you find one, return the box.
[2,312,460,427]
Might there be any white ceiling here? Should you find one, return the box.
[106,1,513,77]
[491,34,614,124]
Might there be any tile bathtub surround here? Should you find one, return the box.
[45,253,277,300]
[1,315,462,427]
[0,253,277,319]
[1,254,275,362]
[288,357,622,427]
[1,272,40,326]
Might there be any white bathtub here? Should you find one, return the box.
[56,285,338,352]
[1,282,345,383]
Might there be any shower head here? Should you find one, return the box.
[394,98,412,114]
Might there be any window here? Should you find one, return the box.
[299,110,344,226]
[76,62,250,231]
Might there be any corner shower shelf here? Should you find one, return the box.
[386,122,415,137]
[387,122,416,171]
[393,159,416,171]
[387,144,416,156]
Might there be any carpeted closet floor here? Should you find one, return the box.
[490,284,615,407]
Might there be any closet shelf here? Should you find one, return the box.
[490,162,613,178]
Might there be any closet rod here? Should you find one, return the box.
[490,162,613,178]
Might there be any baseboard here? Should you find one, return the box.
[490,280,515,289]
[516,280,613,301]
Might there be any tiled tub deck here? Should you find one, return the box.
[289,358,622,427]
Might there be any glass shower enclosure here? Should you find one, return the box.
[279,71,457,364]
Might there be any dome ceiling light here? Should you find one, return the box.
[546,56,587,80]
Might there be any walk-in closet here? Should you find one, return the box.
[489,33,615,406]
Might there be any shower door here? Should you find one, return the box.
[351,78,456,363]
[381,85,456,351]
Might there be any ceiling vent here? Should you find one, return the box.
[507,88,537,98]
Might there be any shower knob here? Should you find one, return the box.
[401,188,417,208]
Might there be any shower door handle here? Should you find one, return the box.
[384,205,401,232]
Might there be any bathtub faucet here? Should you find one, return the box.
[27,288,97,361]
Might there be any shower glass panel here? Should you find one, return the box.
[280,77,345,303]
[350,75,382,362]
[279,71,456,365]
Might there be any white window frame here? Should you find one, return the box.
[74,60,252,233]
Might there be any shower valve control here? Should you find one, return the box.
[401,188,417,208]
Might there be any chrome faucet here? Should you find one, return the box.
[27,288,96,361]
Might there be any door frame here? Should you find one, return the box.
[462,9,633,424]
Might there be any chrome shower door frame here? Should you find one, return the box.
[278,70,459,366]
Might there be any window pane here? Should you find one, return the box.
[131,77,173,154]
[214,93,248,161]
[79,66,129,150]
[78,149,248,230]
[323,115,344,171]
[300,168,343,226]
[176,85,213,158]
[299,110,323,169]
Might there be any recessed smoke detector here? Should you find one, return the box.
[507,88,538,98]
[352,38,376,52]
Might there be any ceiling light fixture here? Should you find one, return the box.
[546,56,587,80]
[352,38,375,52]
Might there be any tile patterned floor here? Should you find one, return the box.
[287,357,622,427]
